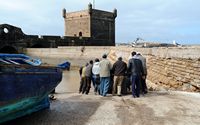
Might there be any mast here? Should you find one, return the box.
[93,0,95,9]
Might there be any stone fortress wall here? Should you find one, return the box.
[25,46,200,92]
[110,47,200,92]
[64,10,91,37]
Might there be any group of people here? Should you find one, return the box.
[79,51,147,98]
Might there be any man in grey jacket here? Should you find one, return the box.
[99,54,112,96]
[83,60,93,94]
[128,51,144,97]
[136,52,148,94]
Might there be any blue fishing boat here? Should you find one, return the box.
[0,54,41,66]
[57,61,70,70]
[0,56,62,123]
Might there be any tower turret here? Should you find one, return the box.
[88,3,92,14]
[113,8,117,18]
[62,8,66,18]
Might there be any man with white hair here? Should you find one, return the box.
[136,52,148,94]
[128,51,144,98]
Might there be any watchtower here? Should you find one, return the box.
[62,3,117,45]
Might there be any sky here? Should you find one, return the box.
[0,0,200,45]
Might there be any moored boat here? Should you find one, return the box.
[57,61,71,70]
[0,57,62,123]
[0,54,41,66]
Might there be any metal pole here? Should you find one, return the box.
[93,0,95,9]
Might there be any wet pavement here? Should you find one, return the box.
[3,70,200,125]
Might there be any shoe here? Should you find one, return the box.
[49,95,56,100]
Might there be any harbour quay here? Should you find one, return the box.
[3,46,200,125]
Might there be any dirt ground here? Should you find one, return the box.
[3,70,200,125]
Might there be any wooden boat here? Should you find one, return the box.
[0,54,41,66]
[0,55,62,123]
[57,61,70,70]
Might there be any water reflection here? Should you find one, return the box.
[56,69,80,93]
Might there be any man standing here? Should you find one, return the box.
[128,51,144,98]
[136,52,148,94]
[92,58,100,95]
[112,57,127,96]
[99,54,112,97]
[84,60,93,94]
[79,63,88,94]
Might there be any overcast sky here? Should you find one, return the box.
[0,0,199,45]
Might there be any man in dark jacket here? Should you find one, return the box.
[136,52,148,94]
[83,60,93,94]
[112,57,127,96]
[128,51,144,98]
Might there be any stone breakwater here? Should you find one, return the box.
[25,46,200,92]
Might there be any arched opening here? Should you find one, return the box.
[79,32,82,37]
[0,46,18,54]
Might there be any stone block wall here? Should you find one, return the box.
[25,47,111,67]
[64,10,91,37]
[91,9,115,41]
[110,46,200,92]
[25,46,200,92]
[63,7,116,45]
[147,56,200,92]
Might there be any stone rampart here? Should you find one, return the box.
[110,46,200,92]
[25,46,111,67]
[25,46,200,92]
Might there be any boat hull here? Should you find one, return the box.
[0,96,49,123]
[0,65,62,123]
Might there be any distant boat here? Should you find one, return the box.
[172,40,181,46]
[0,54,41,66]
[57,61,70,70]
[0,55,62,123]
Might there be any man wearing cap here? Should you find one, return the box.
[99,54,112,96]
[112,57,127,96]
